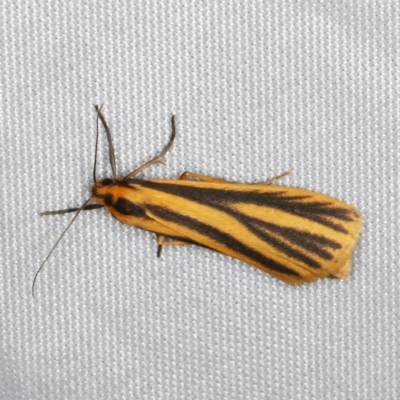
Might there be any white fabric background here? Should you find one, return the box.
[1,2,399,399]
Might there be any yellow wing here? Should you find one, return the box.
[109,180,363,285]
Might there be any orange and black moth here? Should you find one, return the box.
[33,105,362,296]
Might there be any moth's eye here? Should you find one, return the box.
[101,178,113,186]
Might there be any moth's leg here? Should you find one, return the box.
[40,204,103,216]
[124,115,176,179]
[179,171,291,185]
[257,170,291,185]
[94,105,117,179]
[156,234,190,258]
[179,172,228,183]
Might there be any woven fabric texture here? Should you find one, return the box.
[1,2,399,399]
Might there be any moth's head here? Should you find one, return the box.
[91,178,115,201]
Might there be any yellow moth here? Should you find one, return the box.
[33,106,362,296]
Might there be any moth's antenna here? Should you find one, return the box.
[93,104,103,183]
[94,104,117,179]
[32,198,92,298]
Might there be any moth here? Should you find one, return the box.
[33,106,362,296]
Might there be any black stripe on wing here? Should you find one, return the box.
[225,212,343,271]
[147,205,301,277]
[254,220,341,259]
[134,181,356,233]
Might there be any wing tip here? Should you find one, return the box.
[331,258,352,280]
